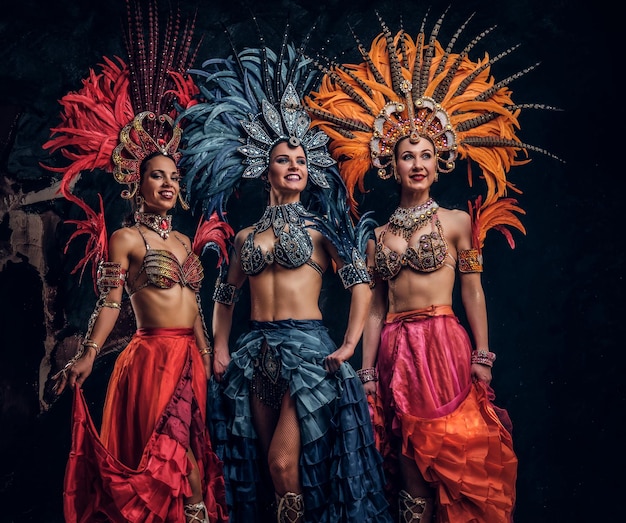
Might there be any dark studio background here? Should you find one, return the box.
[0,0,621,521]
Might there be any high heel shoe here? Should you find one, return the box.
[184,501,209,523]
[398,489,435,522]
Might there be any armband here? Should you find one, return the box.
[212,278,239,305]
[338,248,371,289]
[102,301,121,309]
[458,249,483,273]
[471,349,496,367]
[97,261,127,292]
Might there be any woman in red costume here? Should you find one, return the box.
[46,2,229,521]
[304,9,557,521]
[52,148,229,523]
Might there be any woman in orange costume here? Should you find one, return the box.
[55,151,228,523]
[305,9,557,521]
[46,2,229,521]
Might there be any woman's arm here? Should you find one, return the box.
[324,282,373,373]
[54,228,131,394]
[194,310,213,380]
[211,238,246,381]
[360,238,386,393]
[456,212,493,384]
[323,233,373,372]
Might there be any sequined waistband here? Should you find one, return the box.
[135,327,194,337]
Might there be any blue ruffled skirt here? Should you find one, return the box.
[208,319,391,522]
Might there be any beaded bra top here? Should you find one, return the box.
[374,211,454,280]
[127,227,203,296]
[240,202,323,277]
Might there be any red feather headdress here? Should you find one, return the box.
[41,0,201,284]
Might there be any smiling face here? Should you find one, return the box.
[138,153,180,215]
[266,141,308,203]
[394,136,437,196]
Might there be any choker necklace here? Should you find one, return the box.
[388,198,439,241]
[254,202,310,236]
[134,211,173,239]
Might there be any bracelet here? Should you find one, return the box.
[82,340,100,357]
[471,349,496,367]
[198,346,214,357]
[102,301,121,309]
[356,367,378,384]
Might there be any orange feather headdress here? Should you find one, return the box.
[304,10,560,250]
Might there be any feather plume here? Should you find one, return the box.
[468,195,526,251]
[192,212,235,268]
[305,12,560,219]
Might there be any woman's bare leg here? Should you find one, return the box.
[399,453,435,522]
[184,450,208,523]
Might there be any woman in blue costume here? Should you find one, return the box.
[179,33,392,522]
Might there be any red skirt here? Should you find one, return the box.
[372,306,517,522]
[64,328,228,522]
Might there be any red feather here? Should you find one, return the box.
[63,192,108,291]
[192,212,234,267]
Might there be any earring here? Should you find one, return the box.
[135,193,144,207]
[177,191,190,211]
[434,172,439,182]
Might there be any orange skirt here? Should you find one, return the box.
[64,328,228,522]
[372,306,517,522]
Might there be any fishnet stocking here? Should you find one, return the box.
[251,387,301,494]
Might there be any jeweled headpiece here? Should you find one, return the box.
[181,34,336,219]
[305,10,560,215]
[238,82,334,188]
[112,111,183,200]
[371,81,457,178]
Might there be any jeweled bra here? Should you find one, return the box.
[374,206,452,279]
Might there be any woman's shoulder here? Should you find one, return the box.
[438,207,471,239]
[438,206,470,222]
[233,225,254,245]
[110,225,140,244]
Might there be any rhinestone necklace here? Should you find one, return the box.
[134,211,173,239]
[388,198,439,241]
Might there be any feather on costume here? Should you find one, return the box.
[304,9,561,253]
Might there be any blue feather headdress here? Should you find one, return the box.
[178,26,375,272]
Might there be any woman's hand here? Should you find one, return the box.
[324,344,354,374]
[471,363,492,385]
[362,380,377,396]
[212,347,231,383]
[52,351,96,395]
